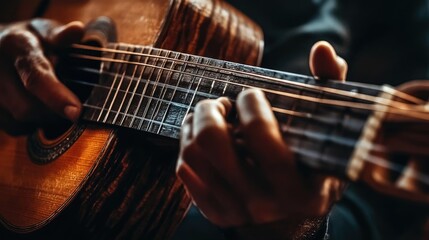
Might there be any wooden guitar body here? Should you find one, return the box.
[0,0,263,239]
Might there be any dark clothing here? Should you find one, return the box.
[3,0,428,239]
[174,1,429,239]
[227,0,429,86]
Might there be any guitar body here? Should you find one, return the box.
[0,0,263,239]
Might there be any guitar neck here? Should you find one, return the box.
[63,42,394,177]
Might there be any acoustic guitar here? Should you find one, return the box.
[0,0,428,239]
[0,0,262,239]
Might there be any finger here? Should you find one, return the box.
[310,41,348,81]
[192,98,251,195]
[180,111,240,205]
[0,29,81,121]
[29,19,84,47]
[236,89,292,168]
[176,160,224,224]
[181,115,226,192]
[177,157,247,227]
[180,113,194,147]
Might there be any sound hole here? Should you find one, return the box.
[42,119,74,141]
[28,124,85,164]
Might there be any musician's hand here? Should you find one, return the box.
[177,41,348,237]
[0,19,84,134]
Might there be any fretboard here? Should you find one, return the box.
[63,42,390,176]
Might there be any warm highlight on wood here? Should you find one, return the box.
[0,127,111,229]
[44,0,172,45]
[0,0,264,239]
[158,0,263,65]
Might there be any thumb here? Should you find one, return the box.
[309,41,348,81]
[29,19,84,47]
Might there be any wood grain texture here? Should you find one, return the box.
[44,0,172,45]
[0,126,111,231]
[159,0,263,65]
[0,0,264,239]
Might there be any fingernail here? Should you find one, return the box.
[64,105,80,122]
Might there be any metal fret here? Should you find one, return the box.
[72,43,390,175]
[145,49,171,132]
[178,56,202,124]
[183,57,208,124]
[129,47,154,128]
[103,45,131,123]
[96,44,126,122]
[148,50,177,133]
[83,103,180,130]
[136,48,164,130]
[157,52,189,134]
[113,46,145,125]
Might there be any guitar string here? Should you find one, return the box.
[71,77,366,141]
[68,70,429,187]
[67,46,429,189]
[102,47,129,123]
[146,49,171,132]
[290,145,429,187]
[67,67,382,131]
[110,45,136,124]
[137,47,162,130]
[94,47,122,122]
[69,76,344,126]
[113,45,143,124]
[119,45,146,126]
[66,56,429,121]
[68,52,429,117]
[69,52,428,116]
[81,101,429,187]
[159,52,190,133]
[130,47,154,129]
[157,51,185,134]
[71,44,424,106]
[71,77,396,157]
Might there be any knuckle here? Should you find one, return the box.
[0,29,36,54]
[15,55,51,91]
[1,29,29,42]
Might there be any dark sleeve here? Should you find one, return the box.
[337,0,429,86]
[226,0,349,74]
[328,184,427,240]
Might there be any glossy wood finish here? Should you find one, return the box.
[158,0,263,65]
[44,0,173,45]
[0,0,264,239]
[0,126,111,231]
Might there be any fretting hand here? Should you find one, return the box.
[177,41,348,237]
[0,19,83,134]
